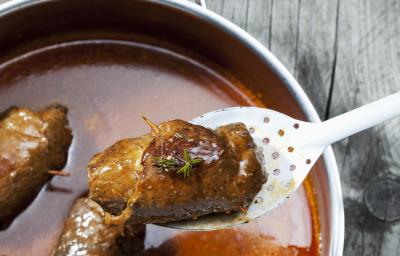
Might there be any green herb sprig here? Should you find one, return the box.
[152,157,178,171]
[177,150,204,178]
[152,150,204,178]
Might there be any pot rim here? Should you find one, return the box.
[0,0,344,255]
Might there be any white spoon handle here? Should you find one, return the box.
[304,92,400,147]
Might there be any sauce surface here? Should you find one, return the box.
[0,39,319,255]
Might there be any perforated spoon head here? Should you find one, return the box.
[163,107,324,231]
[163,92,400,230]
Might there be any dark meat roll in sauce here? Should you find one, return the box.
[53,197,145,256]
[88,119,265,225]
[0,104,72,227]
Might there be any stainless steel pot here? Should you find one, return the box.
[0,0,344,255]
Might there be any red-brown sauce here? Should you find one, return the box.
[0,39,320,255]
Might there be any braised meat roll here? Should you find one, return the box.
[88,119,265,225]
[0,104,72,226]
[53,197,145,256]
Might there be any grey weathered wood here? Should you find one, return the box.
[213,0,249,30]
[295,0,339,118]
[269,0,299,75]
[209,0,400,255]
[207,0,273,49]
[246,0,272,48]
[364,179,400,222]
[329,0,400,255]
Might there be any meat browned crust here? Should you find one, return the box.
[53,197,145,256]
[88,120,264,225]
[0,104,72,225]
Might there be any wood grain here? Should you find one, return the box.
[330,0,400,255]
[246,0,272,48]
[270,0,299,76]
[207,0,400,255]
[295,0,339,118]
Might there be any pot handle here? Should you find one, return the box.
[194,0,207,9]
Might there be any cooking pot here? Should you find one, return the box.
[0,0,344,255]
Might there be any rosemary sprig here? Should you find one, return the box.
[152,157,178,171]
[177,150,204,178]
[152,150,204,177]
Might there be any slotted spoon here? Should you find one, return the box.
[164,92,400,231]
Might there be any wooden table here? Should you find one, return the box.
[201,0,400,255]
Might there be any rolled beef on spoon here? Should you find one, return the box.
[88,118,265,225]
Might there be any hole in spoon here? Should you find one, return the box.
[290,164,296,171]
[293,123,300,129]
[288,146,294,152]
[273,169,280,175]
[254,196,263,204]
[278,129,285,136]
[248,127,255,134]
[263,137,270,144]
[264,117,270,123]
[272,152,279,159]
[306,159,311,164]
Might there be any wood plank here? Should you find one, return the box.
[295,0,339,118]
[201,0,224,13]
[269,0,300,75]
[211,0,300,76]
[209,0,249,30]
[246,0,272,48]
[329,0,400,255]
[209,0,273,48]
[269,0,339,117]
